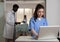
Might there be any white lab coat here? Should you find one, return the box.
[3,10,15,39]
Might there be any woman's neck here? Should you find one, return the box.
[38,16,42,18]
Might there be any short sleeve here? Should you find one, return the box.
[29,17,35,31]
[43,19,48,26]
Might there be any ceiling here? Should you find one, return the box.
[0,0,3,2]
[5,0,46,11]
[6,0,45,1]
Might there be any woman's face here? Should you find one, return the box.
[37,8,44,18]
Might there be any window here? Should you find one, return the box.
[16,8,33,23]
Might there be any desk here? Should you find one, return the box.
[15,36,59,42]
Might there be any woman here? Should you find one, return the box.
[29,4,48,39]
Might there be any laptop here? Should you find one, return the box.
[38,26,60,40]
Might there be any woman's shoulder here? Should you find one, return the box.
[30,17,35,21]
[42,17,47,20]
[31,17,34,19]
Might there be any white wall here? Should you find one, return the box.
[46,0,60,38]
[0,2,4,42]
[46,0,60,26]
[59,0,60,25]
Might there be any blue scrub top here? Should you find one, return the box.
[29,17,48,38]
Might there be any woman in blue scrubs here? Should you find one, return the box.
[29,4,48,39]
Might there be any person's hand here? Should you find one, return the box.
[35,33,39,40]
[36,34,39,38]
[15,22,21,25]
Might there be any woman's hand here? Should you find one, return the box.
[31,29,39,39]
[35,33,39,39]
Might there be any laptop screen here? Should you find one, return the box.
[38,26,60,39]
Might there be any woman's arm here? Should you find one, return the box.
[31,28,39,38]
[29,18,39,38]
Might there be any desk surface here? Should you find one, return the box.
[15,36,59,42]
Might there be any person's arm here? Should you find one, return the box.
[31,28,39,38]
[6,13,14,26]
[29,18,39,38]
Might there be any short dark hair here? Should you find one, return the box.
[33,4,44,21]
[13,4,19,8]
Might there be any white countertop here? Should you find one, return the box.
[15,36,59,42]
[40,25,60,27]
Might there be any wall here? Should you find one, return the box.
[59,0,60,25]
[0,2,4,42]
[46,0,60,26]
[46,0,60,38]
